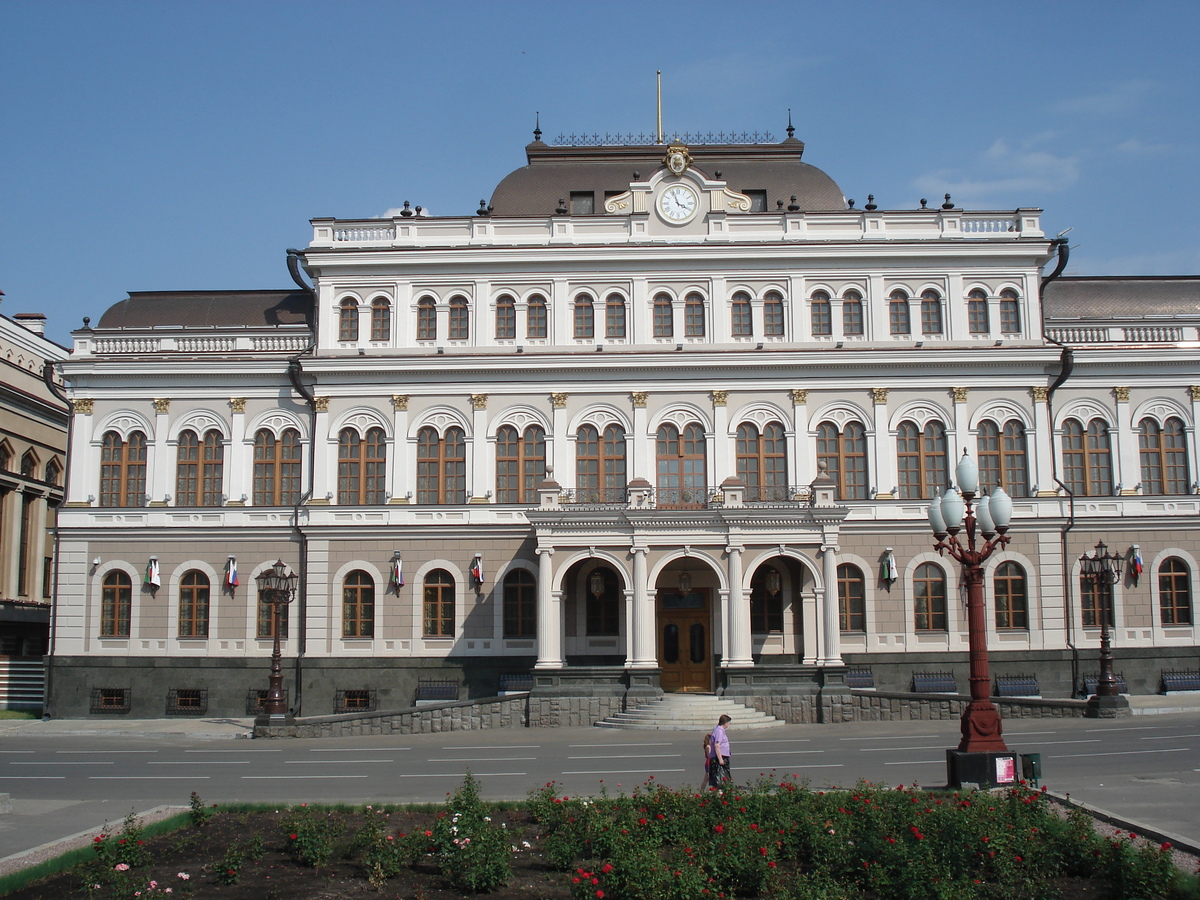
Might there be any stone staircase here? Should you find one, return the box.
[595,693,785,730]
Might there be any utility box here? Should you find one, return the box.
[1020,753,1041,787]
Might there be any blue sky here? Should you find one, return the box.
[3,2,1198,345]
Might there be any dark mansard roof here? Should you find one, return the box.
[96,290,312,330]
[1042,276,1200,320]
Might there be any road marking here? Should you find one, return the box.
[1050,748,1190,759]
[2,776,67,780]
[90,776,211,780]
[441,745,540,750]
[769,764,843,770]
[858,746,949,752]
[308,747,411,752]
[242,774,368,780]
[737,740,812,746]
[431,757,538,762]
[283,759,394,765]
[839,735,938,741]
[1085,725,1175,733]
[185,748,283,753]
[1003,731,1059,736]
[398,772,528,778]
[736,751,824,759]
[1141,733,1200,740]
[567,754,682,760]
[56,750,157,754]
[561,768,687,775]
[883,760,942,766]
[570,742,674,747]
[1005,739,1101,746]
[11,761,114,766]
[148,760,250,765]
[0,750,35,754]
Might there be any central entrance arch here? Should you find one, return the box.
[656,584,712,692]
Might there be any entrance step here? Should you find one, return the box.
[595,694,785,730]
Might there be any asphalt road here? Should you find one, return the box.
[2,712,1198,865]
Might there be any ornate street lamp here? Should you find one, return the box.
[255,559,298,725]
[1079,540,1129,716]
[928,450,1018,787]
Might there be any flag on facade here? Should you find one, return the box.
[226,558,239,588]
[881,549,898,586]
[1132,547,1143,584]
[144,558,161,588]
[470,556,484,586]
[390,556,404,589]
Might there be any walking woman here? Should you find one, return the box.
[708,714,731,788]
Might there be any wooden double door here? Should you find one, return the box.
[657,589,712,692]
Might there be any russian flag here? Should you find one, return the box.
[226,558,239,588]
[390,556,404,589]
[1132,547,1144,583]
[470,556,484,586]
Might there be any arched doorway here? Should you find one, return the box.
[656,565,713,692]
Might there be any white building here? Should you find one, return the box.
[49,127,1199,720]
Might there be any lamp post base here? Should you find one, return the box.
[1085,694,1130,719]
[946,749,1019,789]
[254,711,294,727]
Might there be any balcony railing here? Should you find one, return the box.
[554,484,812,509]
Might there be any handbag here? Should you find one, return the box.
[711,759,731,786]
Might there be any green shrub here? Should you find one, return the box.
[281,803,346,868]
[431,773,512,892]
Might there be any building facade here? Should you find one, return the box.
[0,301,68,709]
[49,129,1199,720]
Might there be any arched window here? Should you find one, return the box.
[179,570,210,638]
[994,561,1028,629]
[967,288,990,334]
[337,427,387,504]
[810,291,832,336]
[101,570,132,637]
[837,563,866,632]
[448,295,470,341]
[1063,418,1113,496]
[503,568,536,637]
[417,426,466,504]
[176,429,224,507]
[653,293,673,338]
[257,577,288,639]
[423,569,455,637]
[573,293,595,339]
[913,562,947,631]
[920,290,943,335]
[977,420,1030,497]
[495,424,545,503]
[20,451,36,477]
[417,295,437,341]
[495,294,516,340]
[889,290,911,335]
[764,291,785,337]
[100,430,147,507]
[842,290,864,336]
[999,289,1021,334]
[44,457,62,486]
[576,424,627,503]
[526,294,547,339]
[750,566,784,633]
[342,570,375,637]
[1159,557,1192,625]
[1139,417,1190,495]
[737,422,788,501]
[684,292,705,337]
[897,420,948,500]
[0,443,9,471]
[338,298,359,341]
[585,567,619,635]
[253,428,302,506]
[656,422,706,508]
[605,293,626,339]
[816,421,868,500]
[731,291,752,337]
[370,297,391,341]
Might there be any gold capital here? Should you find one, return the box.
[1191,385,1200,402]
[1114,386,1130,403]
[872,388,889,404]
[790,388,808,405]
[953,387,969,403]
[471,393,489,410]
[711,391,728,407]
[391,394,409,411]
[71,398,94,415]
[552,393,569,409]
[229,398,246,413]
[631,392,648,408]
[153,398,170,414]
[1032,386,1049,403]
[314,397,330,412]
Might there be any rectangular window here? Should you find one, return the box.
[1000,299,1021,333]
[968,300,990,334]
[166,688,208,716]
[743,189,767,212]
[570,192,595,215]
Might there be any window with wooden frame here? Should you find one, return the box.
[417,295,437,341]
[526,293,547,339]
[338,298,359,341]
[585,567,619,635]
[967,288,990,334]
[999,289,1021,334]
[764,291,785,336]
[684,292,705,337]
[370,297,391,341]
[417,426,466,504]
[656,422,706,508]
[605,293,626,339]
[816,421,868,500]
[736,422,788,501]
[913,562,947,631]
[810,291,832,336]
[423,568,455,637]
[896,420,949,500]
[889,290,911,335]
[495,294,516,340]
[99,430,147,507]
[1139,416,1190,495]
[573,293,595,339]
[503,568,536,637]
[1079,574,1113,628]
[256,587,289,639]
[178,569,210,638]
[448,296,470,341]
[176,429,224,507]
[842,290,864,336]
[993,561,1028,629]
[653,293,674,338]
[837,563,866,632]
[337,426,387,504]
[1062,418,1113,496]
[101,570,132,637]
[1158,557,1192,626]
[977,419,1030,497]
[575,423,627,503]
[45,457,62,486]
[495,424,545,503]
[342,569,375,638]
[731,291,753,337]
[253,428,302,506]
[920,290,943,335]
[749,566,784,633]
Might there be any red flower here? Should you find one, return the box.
[639,818,648,825]
[768,861,776,868]
[596,892,604,899]
[602,863,613,873]
[714,824,725,834]
[1162,842,1172,850]
[290,833,297,840]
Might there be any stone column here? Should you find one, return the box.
[227,398,247,504]
[951,387,970,471]
[629,546,655,668]
[310,397,332,503]
[1031,386,1056,495]
[711,391,729,483]
[1113,387,1140,494]
[534,547,562,668]
[1191,386,1200,492]
[470,394,489,502]
[790,389,809,488]
[725,541,753,667]
[821,541,843,665]
[390,395,409,503]
[871,388,894,499]
[150,398,170,506]
[631,392,650,482]
[551,393,570,486]
[68,399,95,505]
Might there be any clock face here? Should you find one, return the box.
[659,185,698,222]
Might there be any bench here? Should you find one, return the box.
[498,672,534,694]
[845,667,875,689]
[1082,672,1127,695]
[994,674,1040,698]
[1161,670,1200,693]
[415,678,460,704]
[912,672,957,693]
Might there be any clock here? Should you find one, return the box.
[659,185,698,222]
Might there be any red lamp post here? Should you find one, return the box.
[255,559,297,724]
[929,450,1018,786]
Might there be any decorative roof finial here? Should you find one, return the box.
[942,193,954,209]
[400,200,413,217]
[533,112,542,142]
[865,194,877,211]
[786,109,795,140]
[920,198,928,209]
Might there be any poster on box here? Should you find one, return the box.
[995,755,1016,783]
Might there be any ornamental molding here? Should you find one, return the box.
[551,393,569,409]
[314,397,330,412]
[72,398,94,415]
[153,398,170,414]
[471,394,489,411]
[1032,386,1049,403]
[711,391,728,407]
[174,413,227,440]
[719,186,752,212]
[790,389,808,405]
[1114,386,1131,403]
[251,413,307,440]
[229,398,246,413]
[872,388,889,404]
[1191,385,1200,402]
[631,392,648,408]
[971,402,1034,431]
[953,387,969,403]
[392,395,409,411]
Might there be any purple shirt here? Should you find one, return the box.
[710,724,730,759]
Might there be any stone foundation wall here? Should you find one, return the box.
[848,690,1089,721]
[255,694,531,739]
